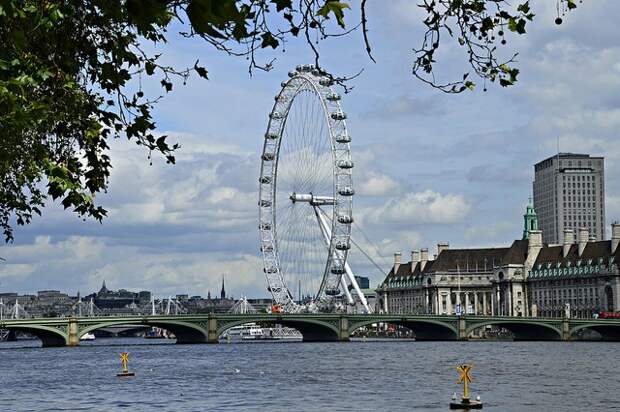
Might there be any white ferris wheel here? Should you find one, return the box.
[258,65,371,313]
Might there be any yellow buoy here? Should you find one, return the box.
[117,352,135,377]
[449,364,482,409]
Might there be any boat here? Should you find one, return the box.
[220,323,302,342]
[144,327,173,339]
[80,332,96,341]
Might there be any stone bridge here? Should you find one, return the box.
[2,314,620,347]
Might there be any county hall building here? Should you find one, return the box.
[376,203,620,319]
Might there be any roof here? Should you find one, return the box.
[502,239,529,265]
[430,248,508,272]
[533,240,618,268]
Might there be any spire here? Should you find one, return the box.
[523,197,539,240]
[220,275,226,300]
[99,280,109,294]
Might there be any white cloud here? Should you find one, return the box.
[356,172,402,196]
[464,221,516,243]
[364,190,471,225]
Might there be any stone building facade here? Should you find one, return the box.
[377,209,620,319]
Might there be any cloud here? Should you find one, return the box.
[364,190,471,226]
[356,172,402,196]
[364,95,447,118]
[464,221,516,243]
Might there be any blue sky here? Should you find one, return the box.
[2,1,620,298]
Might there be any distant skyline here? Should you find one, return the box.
[2,1,620,298]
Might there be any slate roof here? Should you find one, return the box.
[533,240,618,268]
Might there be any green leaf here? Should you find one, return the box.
[194,63,209,79]
[261,32,279,49]
[517,1,530,14]
[271,0,292,12]
[145,61,156,75]
[508,17,527,34]
[317,1,350,29]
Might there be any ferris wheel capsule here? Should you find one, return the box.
[337,214,353,224]
[335,134,351,143]
[326,92,341,101]
[331,110,347,120]
[337,160,354,169]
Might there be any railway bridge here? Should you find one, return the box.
[2,314,620,347]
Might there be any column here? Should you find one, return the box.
[464,292,470,316]
[492,285,502,316]
[446,292,452,315]
[474,292,479,315]
[507,285,513,317]
[482,292,487,315]
[339,316,350,342]
[207,315,219,343]
[68,316,79,347]
[383,291,388,314]
[496,286,501,315]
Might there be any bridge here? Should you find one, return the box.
[2,314,620,347]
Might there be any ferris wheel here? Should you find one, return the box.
[258,65,370,313]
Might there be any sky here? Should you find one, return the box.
[2,1,620,299]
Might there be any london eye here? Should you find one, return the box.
[258,65,371,313]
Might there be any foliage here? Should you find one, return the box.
[0,0,580,241]
[412,0,579,93]
[0,0,355,242]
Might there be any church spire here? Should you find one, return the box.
[99,279,109,295]
[523,197,539,239]
[220,275,226,300]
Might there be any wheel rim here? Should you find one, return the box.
[259,65,353,312]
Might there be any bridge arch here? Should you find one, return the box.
[3,325,68,347]
[217,317,340,342]
[466,320,562,341]
[570,324,620,341]
[349,318,458,341]
[79,319,209,344]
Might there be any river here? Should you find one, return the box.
[0,338,617,411]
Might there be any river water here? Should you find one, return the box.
[0,338,617,411]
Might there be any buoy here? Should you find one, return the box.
[449,364,483,409]
[117,352,135,377]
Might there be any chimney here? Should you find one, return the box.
[577,228,589,256]
[411,250,420,273]
[437,242,449,256]
[420,248,429,271]
[563,229,574,258]
[612,222,620,253]
[393,252,402,273]
[525,230,543,271]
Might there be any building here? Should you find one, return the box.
[83,281,152,313]
[377,206,620,319]
[533,153,605,244]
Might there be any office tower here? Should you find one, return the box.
[533,153,605,244]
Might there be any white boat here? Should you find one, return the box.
[80,332,96,341]
[220,323,302,342]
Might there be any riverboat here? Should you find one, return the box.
[220,323,302,342]
[80,332,96,341]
